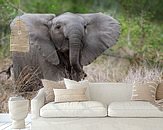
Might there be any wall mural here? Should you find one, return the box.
[10,12,120,85]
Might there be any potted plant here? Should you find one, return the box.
[8,66,42,129]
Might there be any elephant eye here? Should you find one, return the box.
[55,24,61,30]
[84,25,87,29]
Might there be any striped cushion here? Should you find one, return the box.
[131,82,158,102]
[156,81,163,100]
[53,88,88,103]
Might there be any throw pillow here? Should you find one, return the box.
[54,88,88,103]
[64,78,90,99]
[41,79,66,103]
[156,81,163,100]
[131,82,158,102]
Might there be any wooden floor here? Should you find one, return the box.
[0,122,31,130]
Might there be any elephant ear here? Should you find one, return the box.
[12,13,59,65]
[79,13,120,66]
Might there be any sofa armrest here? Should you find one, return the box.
[31,88,45,119]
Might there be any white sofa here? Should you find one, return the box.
[31,83,163,130]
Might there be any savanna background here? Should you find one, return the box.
[0,0,163,112]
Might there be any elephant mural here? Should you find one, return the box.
[11,12,120,82]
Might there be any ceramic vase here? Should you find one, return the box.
[8,97,29,129]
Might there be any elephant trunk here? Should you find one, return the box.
[69,33,82,71]
[68,25,84,81]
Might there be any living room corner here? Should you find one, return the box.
[0,0,163,130]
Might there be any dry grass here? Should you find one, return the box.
[123,65,163,83]
[14,65,42,99]
[84,56,130,82]
[84,56,162,84]
[0,79,14,113]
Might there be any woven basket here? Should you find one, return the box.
[10,19,29,52]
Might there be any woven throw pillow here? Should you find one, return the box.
[156,81,163,100]
[53,88,88,103]
[41,79,66,103]
[131,82,158,102]
[64,78,90,99]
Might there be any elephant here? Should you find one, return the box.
[10,12,120,82]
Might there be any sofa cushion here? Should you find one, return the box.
[156,81,163,100]
[53,88,88,103]
[64,78,90,99]
[131,82,158,102]
[40,101,107,117]
[108,101,163,117]
[42,79,65,103]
